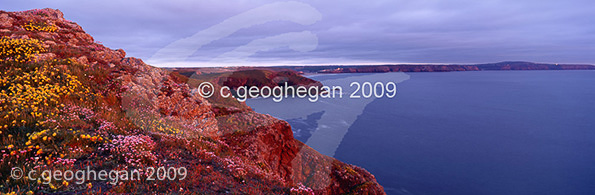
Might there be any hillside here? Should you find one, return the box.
[283,61,594,73]
[0,8,384,194]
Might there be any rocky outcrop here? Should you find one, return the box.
[0,8,385,194]
[173,68,323,93]
[219,112,384,194]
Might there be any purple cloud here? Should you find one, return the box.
[4,0,595,66]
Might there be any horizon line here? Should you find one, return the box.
[150,60,595,69]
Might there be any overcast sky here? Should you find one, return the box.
[4,0,595,67]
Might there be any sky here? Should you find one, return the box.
[3,0,595,67]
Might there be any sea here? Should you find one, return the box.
[247,70,595,195]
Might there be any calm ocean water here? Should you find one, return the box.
[247,70,595,195]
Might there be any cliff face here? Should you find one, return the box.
[290,65,481,73]
[318,65,480,73]
[474,61,595,70]
[173,67,322,89]
[288,62,594,74]
[0,8,384,194]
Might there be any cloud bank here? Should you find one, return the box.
[4,0,595,66]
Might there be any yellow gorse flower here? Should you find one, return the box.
[0,37,45,63]
[23,21,58,32]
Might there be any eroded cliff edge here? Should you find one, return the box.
[0,8,384,194]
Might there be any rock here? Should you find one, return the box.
[0,13,14,28]
[116,48,126,58]
[43,40,56,47]
[9,34,29,39]
[38,32,54,40]
[40,8,64,19]
[34,53,56,61]
[75,32,93,43]
[90,49,125,65]
[76,56,89,64]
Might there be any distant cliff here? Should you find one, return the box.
[473,61,595,70]
[171,67,322,90]
[284,61,595,74]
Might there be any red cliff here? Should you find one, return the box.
[0,8,384,194]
